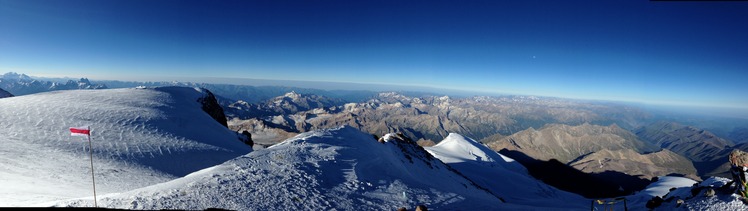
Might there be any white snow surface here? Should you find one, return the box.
[52,126,514,210]
[426,133,588,210]
[0,87,251,206]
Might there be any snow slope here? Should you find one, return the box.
[51,126,510,210]
[426,133,588,210]
[0,87,251,206]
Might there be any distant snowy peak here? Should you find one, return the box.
[0,72,107,96]
[263,91,343,114]
[1,72,33,81]
[49,78,108,90]
[283,90,301,99]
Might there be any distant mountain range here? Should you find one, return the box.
[5,72,748,201]
[0,72,106,96]
[227,91,659,146]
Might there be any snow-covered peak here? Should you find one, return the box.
[1,72,33,81]
[430,133,525,172]
[283,91,301,99]
[426,133,587,209]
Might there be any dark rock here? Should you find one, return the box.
[645,196,663,209]
[415,205,428,211]
[197,89,228,128]
[240,131,254,147]
[704,188,716,197]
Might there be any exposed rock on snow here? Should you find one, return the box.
[195,88,229,128]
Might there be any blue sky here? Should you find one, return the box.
[1,0,747,110]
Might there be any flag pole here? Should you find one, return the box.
[87,127,98,207]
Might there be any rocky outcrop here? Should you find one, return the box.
[197,89,228,128]
[228,118,299,147]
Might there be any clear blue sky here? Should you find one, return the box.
[1,0,747,110]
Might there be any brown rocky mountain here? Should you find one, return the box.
[634,121,735,176]
[691,142,748,178]
[635,121,733,162]
[485,123,658,163]
[568,149,698,180]
[229,92,654,146]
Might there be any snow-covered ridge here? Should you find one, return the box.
[426,133,587,209]
[51,126,505,210]
[0,87,251,206]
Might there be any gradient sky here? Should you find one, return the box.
[1,0,747,110]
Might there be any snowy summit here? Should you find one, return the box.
[0,87,251,206]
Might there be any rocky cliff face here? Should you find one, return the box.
[197,89,228,128]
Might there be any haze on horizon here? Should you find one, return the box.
[1,0,747,114]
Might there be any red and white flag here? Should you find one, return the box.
[70,126,91,137]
